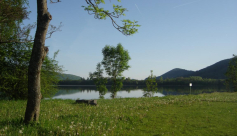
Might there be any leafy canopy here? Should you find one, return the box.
[102,43,131,78]
[0,40,63,99]
[101,43,131,93]
[82,0,140,35]
[0,0,64,100]
[0,0,31,44]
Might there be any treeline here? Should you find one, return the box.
[156,76,224,86]
[58,76,225,86]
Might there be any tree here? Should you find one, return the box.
[0,0,30,44]
[0,42,63,100]
[0,0,31,100]
[89,63,108,99]
[0,0,62,100]
[24,0,140,123]
[225,55,237,92]
[23,0,51,123]
[144,70,158,97]
[101,43,131,94]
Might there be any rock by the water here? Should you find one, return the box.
[75,99,97,106]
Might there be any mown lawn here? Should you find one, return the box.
[0,92,237,136]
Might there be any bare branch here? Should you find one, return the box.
[46,22,63,39]
[0,23,36,45]
[0,22,62,45]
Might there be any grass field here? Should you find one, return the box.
[0,92,237,136]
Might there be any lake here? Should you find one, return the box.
[50,85,228,100]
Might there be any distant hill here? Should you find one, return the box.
[57,73,82,80]
[185,58,230,79]
[156,68,194,79]
[156,58,231,79]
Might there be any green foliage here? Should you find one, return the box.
[0,42,32,99]
[0,0,29,99]
[82,0,140,35]
[0,92,237,135]
[40,50,64,98]
[144,70,158,97]
[189,76,203,81]
[0,41,63,99]
[225,55,237,91]
[0,0,30,43]
[89,63,108,98]
[0,0,63,99]
[101,43,131,93]
[121,20,140,35]
[0,42,63,99]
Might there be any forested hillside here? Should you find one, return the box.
[156,68,194,79]
[157,58,231,79]
[185,59,230,79]
[57,74,82,80]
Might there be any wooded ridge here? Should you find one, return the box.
[156,58,230,79]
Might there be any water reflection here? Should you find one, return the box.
[50,85,228,100]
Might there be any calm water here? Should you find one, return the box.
[50,85,228,100]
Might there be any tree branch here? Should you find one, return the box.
[46,22,63,39]
[0,22,62,45]
[83,0,140,35]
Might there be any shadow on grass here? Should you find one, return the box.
[0,118,24,128]
[0,117,48,128]
[0,118,65,135]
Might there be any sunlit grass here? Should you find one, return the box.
[0,92,237,135]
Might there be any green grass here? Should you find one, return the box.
[0,92,237,136]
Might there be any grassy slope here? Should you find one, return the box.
[0,92,236,136]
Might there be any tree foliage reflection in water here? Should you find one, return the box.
[51,85,228,100]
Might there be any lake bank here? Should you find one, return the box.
[52,85,230,100]
[0,92,236,135]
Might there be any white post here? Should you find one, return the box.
[189,83,192,94]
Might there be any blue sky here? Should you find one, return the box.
[24,0,237,80]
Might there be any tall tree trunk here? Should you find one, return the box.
[24,0,51,124]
